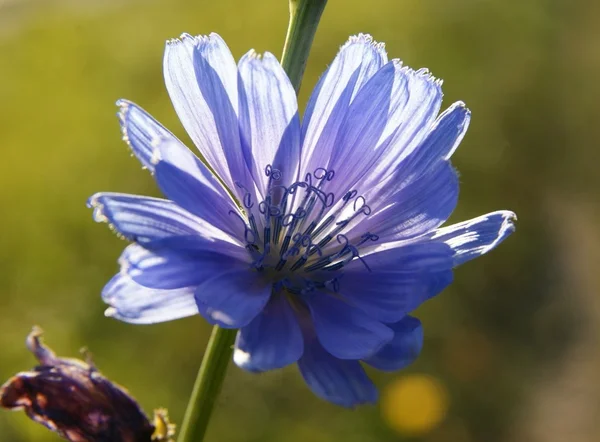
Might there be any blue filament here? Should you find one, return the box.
[228,165,376,292]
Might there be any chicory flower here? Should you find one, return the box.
[89,33,515,407]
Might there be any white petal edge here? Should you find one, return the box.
[432,210,517,266]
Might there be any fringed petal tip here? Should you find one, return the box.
[86,193,131,242]
[343,33,387,53]
[442,100,470,122]
[165,32,228,52]
[438,101,471,161]
[239,50,282,68]
[86,192,105,217]
[165,32,196,47]
[87,192,213,247]
[113,99,178,173]
[391,60,444,89]
[434,210,517,266]
[115,100,132,156]
[489,210,517,245]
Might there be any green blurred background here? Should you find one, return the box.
[1,0,599,440]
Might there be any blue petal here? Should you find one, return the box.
[399,101,471,176]
[327,63,443,197]
[346,162,459,244]
[102,273,197,324]
[116,100,182,173]
[120,243,247,290]
[237,51,301,196]
[194,269,272,328]
[192,37,255,195]
[341,242,454,323]
[306,293,393,359]
[433,210,516,266]
[234,294,303,371]
[350,102,469,226]
[152,137,244,238]
[298,336,377,407]
[164,33,251,193]
[87,192,223,244]
[301,34,388,178]
[364,316,424,371]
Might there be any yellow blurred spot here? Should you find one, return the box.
[381,374,449,436]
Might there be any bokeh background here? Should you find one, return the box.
[1,0,599,440]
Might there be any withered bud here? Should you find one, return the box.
[0,327,175,442]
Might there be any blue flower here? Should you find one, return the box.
[89,33,516,407]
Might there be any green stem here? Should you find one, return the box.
[176,326,237,442]
[281,0,328,94]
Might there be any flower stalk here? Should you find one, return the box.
[281,0,328,93]
[176,326,237,442]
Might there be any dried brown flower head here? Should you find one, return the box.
[0,327,175,442]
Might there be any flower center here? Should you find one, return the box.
[230,165,377,295]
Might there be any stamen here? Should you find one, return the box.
[248,215,260,245]
[228,210,256,244]
[265,164,282,181]
[230,164,377,295]
[325,278,340,292]
[235,182,254,209]
[275,259,287,271]
[289,256,307,272]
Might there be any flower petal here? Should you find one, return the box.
[432,210,517,266]
[163,33,250,192]
[120,243,248,290]
[298,336,377,407]
[306,293,393,359]
[116,100,181,173]
[234,295,303,372]
[102,273,197,324]
[346,162,459,244]
[237,51,301,195]
[364,316,424,371]
[328,103,468,248]
[87,192,233,245]
[341,242,454,323]
[111,98,244,238]
[152,137,243,238]
[194,269,272,328]
[327,62,443,196]
[301,34,388,177]
[399,101,471,176]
